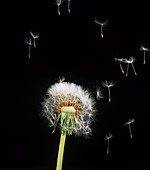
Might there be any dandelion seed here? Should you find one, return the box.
[140,45,150,64]
[24,37,32,59]
[30,32,39,48]
[102,80,115,102]
[66,0,71,13]
[58,76,65,83]
[96,87,103,100]
[86,87,103,101]
[104,133,113,154]
[42,80,98,170]
[55,0,64,15]
[95,19,108,38]
[123,118,135,139]
[123,57,137,77]
[114,57,125,74]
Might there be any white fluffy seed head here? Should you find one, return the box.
[114,57,124,62]
[123,118,135,126]
[140,45,150,52]
[102,80,116,88]
[30,32,39,39]
[95,19,109,26]
[96,87,103,100]
[58,76,65,83]
[55,0,63,6]
[122,57,136,64]
[42,81,98,137]
[24,37,32,46]
[104,133,113,141]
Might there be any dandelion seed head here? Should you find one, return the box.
[55,0,64,6]
[95,19,109,26]
[114,57,124,62]
[42,81,97,136]
[102,80,116,88]
[140,45,150,52]
[104,133,113,141]
[30,32,39,39]
[129,56,136,63]
[123,118,135,126]
[122,57,136,63]
[24,37,32,46]
[96,87,103,100]
[58,76,65,83]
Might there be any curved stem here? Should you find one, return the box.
[126,63,129,77]
[29,45,31,59]
[108,87,111,102]
[56,131,67,170]
[131,63,137,76]
[120,61,124,73]
[129,124,132,139]
[58,5,60,16]
[143,51,146,64]
[68,1,70,13]
[34,39,36,48]
[107,139,109,154]
[101,25,103,38]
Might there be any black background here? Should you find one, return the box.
[1,0,150,169]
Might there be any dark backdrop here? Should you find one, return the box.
[1,0,150,170]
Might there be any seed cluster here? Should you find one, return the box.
[42,82,96,136]
[57,102,79,117]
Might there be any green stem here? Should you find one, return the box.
[56,131,67,170]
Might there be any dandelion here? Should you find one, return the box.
[104,133,113,154]
[114,57,125,74]
[30,32,39,48]
[24,37,32,59]
[123,57,137,77]
[55,0,64,15]
[140,45,150,64]
[102,80,115,102]
[95,19,108,38]
[123,118,135,139]
[42,80,99,170]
